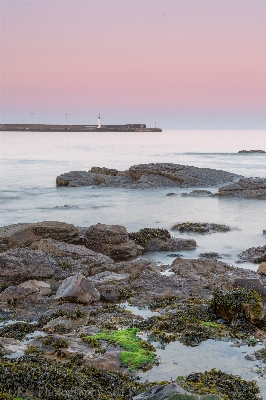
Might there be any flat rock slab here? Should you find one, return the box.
[218,177,266,199]
[56,163,242,189]
[0,221,79,252]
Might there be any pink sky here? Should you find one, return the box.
[0,0,265,129]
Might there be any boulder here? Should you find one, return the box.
[128,228,196,252]
[0,284,47,309]
[85,223,143,259]
[237,245,266,264]
[169,258,260,299]
[132,383,189,399]
[43,317,72,333]
[257,262,266,274]
[211,288,265,324]
[0,221,79,252]
[91,271,131,301]
[233,278,265,299]
[19,280,51,296]
[217,177,266,199]
[34,238,114,268]
[54,274,100,304]
[143,237,196,252]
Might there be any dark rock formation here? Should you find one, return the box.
[217,177,266,199]
[238,150,265,153]
[56,163,242,189]
[237,245,266,264]
[0,221,79,252]
[171,222,231,234]
[128,228,196,251]
[181,190,213,197]
[85,223,143,259]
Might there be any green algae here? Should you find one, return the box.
[0,355,151,399]
[41,336,68,349]
[128,228,171,246]
[200,322,226,330]
[82,328,156,371]
[37,307,87,327]
[0,322,36,341]
[171,222,230,234]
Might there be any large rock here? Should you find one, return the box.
[127,164,241,188]
[233,278,265,299]
[169,258,260,299]
[237,245,266,264]
[54,274,100,304]
[217,177,266,199]
[132,383,189,399]
[0,285,46,308]
[85,223,143,259]
[0,221,79,252]
[0,243,113,292]
[181,190,213,197]
[34,238,113,268]
[56,163,242,189]
[257,262,266,274]
[128,228,196,252]
[211,288,265,324]
[19,279,51,295]
[142,237,196,252]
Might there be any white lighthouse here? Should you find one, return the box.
[97,113,101,128]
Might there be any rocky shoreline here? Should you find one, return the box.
[0,220,266,399]
[56,163,266,199]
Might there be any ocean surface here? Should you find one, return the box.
[1,129,266,396]
[1,130,265,270]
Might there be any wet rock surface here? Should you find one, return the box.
[0,221,79,252]
[128,228,196,252]
[181,190,213,197]
[171,222,231,234]
[217,177,266,199]
[56,163,242,189]
[238,245,266,264]
[0,220,264,399]
[85,223,144,259]
[54,274,100,304]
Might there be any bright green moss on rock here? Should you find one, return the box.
[83,328,156,371]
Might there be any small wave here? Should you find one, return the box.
[54,205,80,209]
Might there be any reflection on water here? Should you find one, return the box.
[137,338,266,398]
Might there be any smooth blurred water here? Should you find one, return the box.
[0,130,265,270]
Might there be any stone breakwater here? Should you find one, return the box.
[56,163,242,189]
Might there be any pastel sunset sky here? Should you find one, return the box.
[1,0,265,129]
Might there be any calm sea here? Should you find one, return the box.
[1,129,266,396]
[0,130,265,270]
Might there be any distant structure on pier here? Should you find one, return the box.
[97,113,102,129]
[0,115,162,132]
